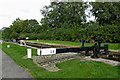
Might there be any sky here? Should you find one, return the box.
[0,0,95,29]
[0,0,51,29]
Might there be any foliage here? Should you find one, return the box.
[40,2,88,28]
[9,18,42,39]
[90,2,120,25]
[1,2,119,43]
[0,30,2,39]
[2,27,11,39]
[33,22,119,43]
[88,24,120,43]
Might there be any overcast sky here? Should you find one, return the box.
[0,0,51,29]
[0,0,95,29]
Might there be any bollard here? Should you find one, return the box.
[26,37,29,40]
[7,45,10,48]
[104,44,109,54]
[82,39,85,47]
[37,49,41,55]
[85,47,90,56]
[85,50,90,56]
[27,49,32,58]
[91,43,99,58]
[37,39,39,42]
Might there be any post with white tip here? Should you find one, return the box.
[7,45,10,48]
[37,39,39,42]
[27,49,32,58]
[37,49,41,55]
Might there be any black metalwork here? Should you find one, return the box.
[56,38,109,58]
[82,39,85,47]
[91,43,100,58]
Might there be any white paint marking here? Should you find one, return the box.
[41,48,56,55]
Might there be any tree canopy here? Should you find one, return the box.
[1,2,119,43]
[10,18,42,39]
[2,27,11,39]
[40,2,88,28]
[90,2,120,25]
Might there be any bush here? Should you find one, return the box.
[36,23,119,43]
[5,21,119,43]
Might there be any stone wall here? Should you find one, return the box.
[33,53,83,65]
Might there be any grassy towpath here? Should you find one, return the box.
[0,42,120,78]
[27,40,119,50]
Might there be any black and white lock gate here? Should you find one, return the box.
[38,38,109,58]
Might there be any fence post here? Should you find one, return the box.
[82,39,85,47]
[7,45,10,48]
[27,49,32,58]
[37,49,41,55]
[91,43,99,58]
[104,44,109,54]
[85,47,90,56]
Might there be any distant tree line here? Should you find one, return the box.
[1,2,120,43]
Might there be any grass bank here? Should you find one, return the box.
[1,42,120,78]
[27,40,119,50]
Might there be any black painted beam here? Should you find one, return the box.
[56,46,94,53]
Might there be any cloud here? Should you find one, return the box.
[0,0,50,29]
[0,0,95,29]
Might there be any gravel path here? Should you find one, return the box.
[109,49,120,53]
[81,56,120,66]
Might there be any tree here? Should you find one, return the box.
[10,18,42,39]
[0,29,2,39]
[40,2,88,28]
[90,2,120,25]
[2,27,11,39]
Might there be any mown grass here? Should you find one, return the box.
[27,40,119,50]
[1,42,120,78]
